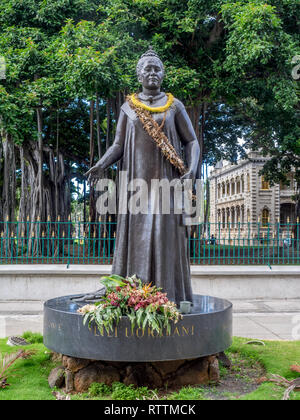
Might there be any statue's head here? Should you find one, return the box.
[136,46,165,90]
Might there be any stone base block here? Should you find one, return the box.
[49,353,220,393]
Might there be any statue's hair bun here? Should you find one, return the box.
[140,46,160,60]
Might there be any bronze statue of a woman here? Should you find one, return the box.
[86,48,200,304]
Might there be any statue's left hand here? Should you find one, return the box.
[180,170,196,184]
[84,163,104,185]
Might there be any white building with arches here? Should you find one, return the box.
[209,151,297,242]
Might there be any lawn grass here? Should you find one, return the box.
[0,336,299,400]
[228,337,300,400]
[0,338,56,400]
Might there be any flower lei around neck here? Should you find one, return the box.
[129,93,174,113]
[127,92,197,201]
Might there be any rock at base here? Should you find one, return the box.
[65,369,74,393]
[74,363,120,393]
[123,364,163,389]
[48,366,65,389]
[51,352,63,364]
[169,358,210,387]
[62,355,90,373]
[208,355,221,382]
[217,351,232,369]
[152,359,187,378]
[49,355,220,393]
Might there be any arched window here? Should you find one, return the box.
[241,175,245,193]
[231,207,235,226]
[231,179,235,195]
[236,178,241,194]
[222,209,226,228]
[261,176,270,190]
[217,184,221,199]
[222,182,225,197]
[241,206,245,224]
[236,206,241,224]
[247,173,250,192]
[226,182,230,196]
[262,209,270,227]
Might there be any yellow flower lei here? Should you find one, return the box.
[130,93,174,113]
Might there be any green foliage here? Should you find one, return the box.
[87,381,153,400]
[218,1,299,194]
[227,338,300,400]
[22,331,43,344]
[100,274,128,290]
[0,338,55,400]
[222,2,284,71]
[219,364,228,378]
[168,386,207,400]
[228,337,300,381]
[111,382,152,400]
[88,382,111,397]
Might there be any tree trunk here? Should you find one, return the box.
[293,187,300,246]
[89,100,97,222]
[199,102,207,179]
[2,132,16,222]
[96,94,102,160]
[89,100,95,168]
[18,146,31,223]
[20,139,71,257]
[83,179,87,224]
[55,110,60,220]
[0,130,4,224]
[203,163,210,236]
[1,132,16,256]
[36,107,43,220]
[106,98,111,152]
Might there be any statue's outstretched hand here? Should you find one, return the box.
[180,169,196,184]
[84,163,104,185]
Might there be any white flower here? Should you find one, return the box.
[77,304,97,314]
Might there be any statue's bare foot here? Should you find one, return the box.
[70,285,106,303]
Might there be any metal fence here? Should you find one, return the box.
[0,219,299,265]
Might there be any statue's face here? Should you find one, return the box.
[138,58,164,90]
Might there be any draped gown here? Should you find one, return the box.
[110,97,198,304]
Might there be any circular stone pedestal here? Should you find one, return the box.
[44,294,232,362]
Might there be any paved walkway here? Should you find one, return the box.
[232,299,300,341]
[0,299,300,341]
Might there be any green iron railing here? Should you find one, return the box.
[0,219,299,265]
